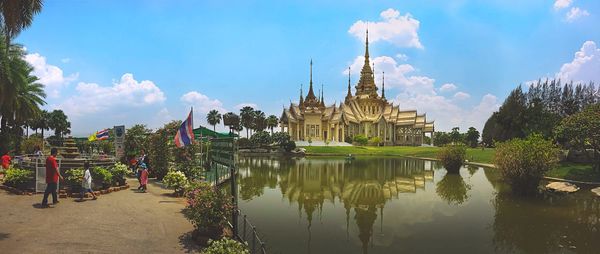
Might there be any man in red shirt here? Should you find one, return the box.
[1,151,11,169]
[41,148,63,207]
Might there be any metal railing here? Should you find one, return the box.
[229,209,268,254]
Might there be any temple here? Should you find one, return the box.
[280,30,435,146]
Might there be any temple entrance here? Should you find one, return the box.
[323,131,327,141]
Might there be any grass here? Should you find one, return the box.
[302,145,495,164]
[301,145,598,182]
[546,163,600,182]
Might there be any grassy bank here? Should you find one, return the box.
[302,146,495,164]
[301,145,598,182]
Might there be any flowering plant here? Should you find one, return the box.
[184,181,233,231]
[163,170,188,195]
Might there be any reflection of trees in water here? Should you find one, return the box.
[237,157,436,253]
[492,191,600,253]
[467,165,479,176]
[435,173,471,205]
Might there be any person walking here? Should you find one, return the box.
[139,163,149,193]
[79,161,97,201]
[41,148,63,208]
[1,151,11,169]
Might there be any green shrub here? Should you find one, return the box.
[91,166,113,187]
[250,131,271,147]
[344,136,352,143]
[21,137,43,154]
[110,162,129,185]
[65,168,84,186]
[202,238,249,254]
[368,136,381,146]
[437,144,466,173]
[163,170,188,195]
[272,132,296,152]
[494,134,559,195]
[4,167,33,188]
[184,181,233,231]
[237,138,251,148]
[353,135,368,146]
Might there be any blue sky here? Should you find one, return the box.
[18,0,600,136]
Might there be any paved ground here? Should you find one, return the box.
[0,178,200,253]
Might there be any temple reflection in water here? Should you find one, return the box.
[237,157,437,253]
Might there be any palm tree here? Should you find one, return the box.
[222,112,240,134]
[266,115,278,134]
[253,110,266,132]
[240,106,255,138]
[0,0,44,49]
[206,109,222,132]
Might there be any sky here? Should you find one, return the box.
[17,0,600,136]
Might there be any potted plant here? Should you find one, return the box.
[163,170,188,196]
[110,162,129,186]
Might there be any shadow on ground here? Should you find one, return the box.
[179,231,202,253]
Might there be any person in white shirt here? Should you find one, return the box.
[79,161,98,201]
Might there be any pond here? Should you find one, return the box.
[233,157,600,254]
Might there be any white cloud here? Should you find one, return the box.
[58,73,165,117]
[180,91,226,114]
[395,54,409,61]
[556,41,600,83]
[347,55,435,96]
[348,8,423,49]
[394,93,499,131]
[61,58,71,63]
[453,92,471,100]
[554,0,572,10]
[439,83,457,92]
[24,53,79,98]
[565,7,589,22]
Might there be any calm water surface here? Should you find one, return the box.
[234,157,600,254]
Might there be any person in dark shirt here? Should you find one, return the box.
[41,148,63,208]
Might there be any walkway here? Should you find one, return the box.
[0,178,200,253]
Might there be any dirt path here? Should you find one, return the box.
[0,178,200,253]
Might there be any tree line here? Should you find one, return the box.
[206,106,279,137]
[433,127,480,148]
[482,79,598,146]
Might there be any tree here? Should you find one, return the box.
[0,0,43,48]
[222,112,240,134]
[449,127,462,144]
[48,109,70,139]
[0,35,45,153]
[556,104,600,171]
[30,110,49,137]
[465,127,480,148]
[482,112,499,147]
[240,106,255,138]
[206,109,221,132]
[266,115,278,134]
[253,110,266,132]
[124,124,152,158]
[433,132,451,147]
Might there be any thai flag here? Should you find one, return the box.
[96,129,109,140]
[175,108,195,148]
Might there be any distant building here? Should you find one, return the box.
[281,30,434,146]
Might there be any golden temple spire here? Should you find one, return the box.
[299,83,304,107]
[355,28,378,97]
[305,59,318,106]
[320,84,325,107]
[382,72,385,98]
